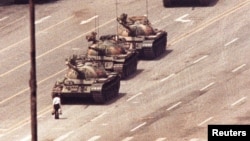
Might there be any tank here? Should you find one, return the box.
[85,32,138,79]
[163,0,210,7]
[51,55,121,104]
[116,13,167,59]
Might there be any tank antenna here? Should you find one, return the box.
[115,0,119,36]
[146,0,148,18]
[94,12,100,39]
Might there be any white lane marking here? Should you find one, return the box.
[232,64,246,72]
[0,16,73,53]
[122,137,134,141]
[72,47,81,51]
[224,38,239,47]
[200,82,215,91]
[0,16,8,22]
[80,15,99,25]
[156,137,167,141]
[130,122,147,132]
[162,15,170,19]
[102,123,108,126]
[0,18,115,78]
[193,55,208,64]
[0,68,66,105]
[190,138,206,141]
[0,16,25,31]
[127,92,143,102]
[54,131,74,141]
[35,16,51,24]
[175,14,191,23]
[91,112,107,122]
[1,106,51,137]
[167,102,182,111]
[87,135,101,141]
[160,73,175,82]
[152,19,161,25]
[20,135,31,141]
[231,97,247,107]
[198,117,213,126]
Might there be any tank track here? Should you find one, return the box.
[114,53,138,79]
[92,76,120,103]
[142,32,167,59]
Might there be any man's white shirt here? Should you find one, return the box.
[53,97,61,105]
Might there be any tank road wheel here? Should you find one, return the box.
[122,64,129,79]
[199,0,210,6]
[92,85,106,103]
[92,78,120,104]
[121,55,137,79]
[163,0,172,7]
[142,46,156,59]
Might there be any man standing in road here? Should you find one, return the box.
[52,88,62,115]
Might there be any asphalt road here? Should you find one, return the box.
[0,0,249,141]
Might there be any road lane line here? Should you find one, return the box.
[232,64,246,72]
[54,131,74,141]
[2,105,51,136]
[0,16,74,53]
[162,15,170,19]
[80,15,99,25]
[122,137,134,141]
[193,55,208,64]
[152,19,161,25]
[0,69,66,105]
[231,97,247,107]
[156,138,167,141]
[35,15,51,24]
[130,122,147,132]
[175,14,191,23]
[0,16,25,31]
[87,135,101,141]
[20,135,31,141]
[167,102,182,111]
[91,112,107,122]
[224,38,239,47]
[127,92,143,102]
[0,16,8,22]
[198,117,213,126]
[160,73,175,82]
[200,82,215,91]
[170,1,250,45]
[0,18,115,78]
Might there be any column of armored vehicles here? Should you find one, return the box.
[51,0,211,104]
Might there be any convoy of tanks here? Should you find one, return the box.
[52,0,211,103]
[51,13,168,103]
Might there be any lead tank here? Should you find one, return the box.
[85,32,138,79]
[116,13,167,59]
[52,55,120,104]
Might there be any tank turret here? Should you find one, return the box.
[85,32,138,79]
[116,13,167,59]
[86,32,127,56]
[52,55,120,104]
[65,55,107,79]
[116,13,156,37]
